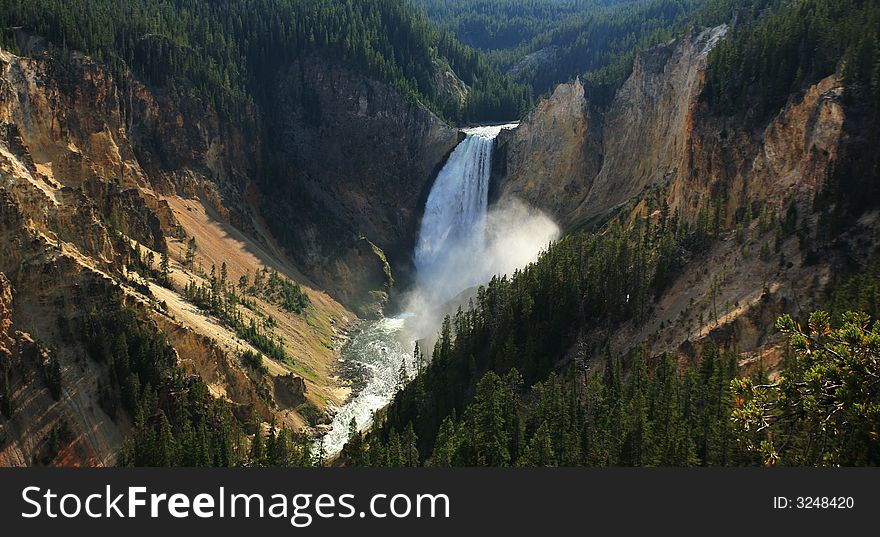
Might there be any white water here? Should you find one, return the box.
[414,125,509,303]
[319,315,417,456]
[321,123,557,457]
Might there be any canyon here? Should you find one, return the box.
[1,17,876,466]
[493,25,875,374]
[0,30,459,464]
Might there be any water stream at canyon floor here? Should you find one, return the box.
[321,123,558,456]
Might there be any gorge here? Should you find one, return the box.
[322,123,558,455]
[1,0,878,468]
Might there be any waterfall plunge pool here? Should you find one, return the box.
[319,123,519,457]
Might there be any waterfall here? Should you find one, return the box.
[322,122,552,457]
[414,124,514,303]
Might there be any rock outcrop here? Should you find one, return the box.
[264,55,460,313]
[0,33,468,464]
[0,45,354,465]
[492,76,601,226]
[495,25,845,233]
[493,25,859,371]
[496,27,722,225]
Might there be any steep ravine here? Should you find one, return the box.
[0,39,462,465]
[321,124,541,457]
[0,45,346,464]
[492,24,865,373]
[262,55,461,316]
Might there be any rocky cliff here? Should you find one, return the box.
[491,76,601,224]
[495,24,844,231]
[0,45,357,466]
[0,27,471,464]
[495,26,732,227]
[493,25,869,372]
[262,55,460,315]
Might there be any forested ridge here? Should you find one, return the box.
[0,0,531,123]
[417,0,880,112]
[5,1,876,123]
[72,294,317,467]
[702,0,880,124]
[7,1,874,123]
[414,0,603,51]
[702,0,880,232]
[416,0,708,104]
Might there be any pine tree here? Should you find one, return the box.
[430,416,458,467]
[519,421,556,466]
[250,426,265,466]
[402,422,420,466]
[159,250,170,284]
[345,418,366,466]
[157,411,177,467]
[185,237,197,268]
[1,367,13,418]
[238,272,249,295]
[470,372,511,466]
[387,428,404,467]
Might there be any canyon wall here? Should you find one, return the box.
[0,33,469,464]
[493,25,859,371]
[494,25,844,232]
[263,55,461,314]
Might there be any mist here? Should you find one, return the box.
[403,198,560,342]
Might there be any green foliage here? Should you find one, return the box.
[337,206,755,467]
[348,2,880,469]
[266,269,311,314]
[243,268,311,314]
[185,237,197,269]
[77,296,242,466]
[703,0,880,124]
[42,420,72,465]
[123,238,165,289]
[159,250,171,285]
[420,0,708,107]
[416,0,597,51]
[182,273,289,364]
[1,365,13,418]
[80,289,311,467]
[248,424,313,467]
[240,350,269,375]
[830,262,880,321]
[353,343,749,467]
[373,209,689,456]
[732,311,880,465]
[0,0,529,123]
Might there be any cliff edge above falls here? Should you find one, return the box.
[491,75,601,223]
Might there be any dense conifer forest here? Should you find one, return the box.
[347,176,880,466]
[346,0,880,468]
[0,0,531,123]
[2,0,878,467]
[413,0,704,104]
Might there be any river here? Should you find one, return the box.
[320,124,520,456]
